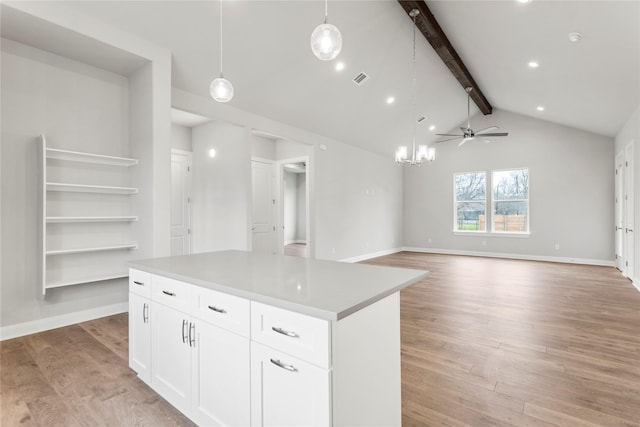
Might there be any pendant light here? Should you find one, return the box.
[310,0,342,61]
[395,9,435,165]
[210,0,234,103]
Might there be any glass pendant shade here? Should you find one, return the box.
[210,75,234,103]
[311,23,342,61]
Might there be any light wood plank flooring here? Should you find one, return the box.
[2,252,639,426]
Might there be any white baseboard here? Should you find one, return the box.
[401,247,615,267]
[633,279,640,292]
[0,302,129,341]
[340,248,403,263]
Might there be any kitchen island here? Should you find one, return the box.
[128,250,427,427]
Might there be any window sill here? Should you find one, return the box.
[453,231,531,238]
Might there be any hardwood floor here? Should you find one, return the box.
[284,243,307,258]
[2,252,639,426]
[363,252,640,427]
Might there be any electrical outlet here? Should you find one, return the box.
[555,243,560,250]
[482,240,487,247]
[428,237,432,244]
[332,247,336,254]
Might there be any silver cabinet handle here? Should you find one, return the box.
[162,290,176,297]
[270,358,298,372]
[182,319,188,344]
[208,305,227,314]
[133,280,144,286]
[189,322,195,347]
[272,326,299,338]
[143,303,149,323]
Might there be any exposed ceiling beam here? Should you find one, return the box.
[397,0,493,115]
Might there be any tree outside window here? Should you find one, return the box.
[492,168,529,233]
[454,172,486,231]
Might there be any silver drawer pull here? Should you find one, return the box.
[133,280,144,286]
[270,358,298,372]
[208,305,227,314]
[272,326,299,338]
[162,290,176,297]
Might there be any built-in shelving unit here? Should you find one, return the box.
[39,134,139,294]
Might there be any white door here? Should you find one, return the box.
[250,342,330,427]
[128,293,151,384]
[151,302,192,414]
[171,151,192,256]
[624,143,634,279]
[191,321,250,426]
[252,160,276,254]
[615,151,625,271]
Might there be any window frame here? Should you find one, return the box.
[491,167,530,235]
[453,168,531,236]
[453,171,487,233]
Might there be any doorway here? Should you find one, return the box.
[615,142,635,280]
[278,157,311,258]
[251,159,277,254]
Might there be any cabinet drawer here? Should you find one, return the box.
[251,302,330,369]
[151,275,193,313]
[129,269,151,298]
[193,287,250,337]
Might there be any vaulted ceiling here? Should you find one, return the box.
[6,1,640,156]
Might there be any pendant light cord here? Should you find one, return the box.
[219,0,224,77]
[411,11,417,162]
[324,0,329,24]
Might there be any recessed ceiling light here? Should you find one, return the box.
[429,125,436,131]
[537,106,545,111]
[209,148,217,158]
[568,32,583,42]
[517,0,532,3]
[335,62,345,71]
[528,61,539,68]
[386,97,395,105]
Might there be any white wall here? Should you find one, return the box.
[172,88,404,261]
[191,121,251,253]
[404,109,614,264]
[1,39,131,327]
[251,134,276,160]
[615,104,640,279]
[171,123,192,151]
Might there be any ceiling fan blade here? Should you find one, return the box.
[458,137,473,147]
[475,126,499,134]
[436,136,463,143]
[476,132,508,137]
[436,133,463,137]
[479,138,491,144]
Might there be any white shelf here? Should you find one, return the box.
[45,272,129,290]
[46,182,138,194]
[46,244,137,256]
[46,147,138,166]
[46,216,138,223]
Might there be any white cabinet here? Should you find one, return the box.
[138,272,251,426]
[191,320,250,427]
[251,342,330,427]
[151,300,193,415]
[39,135,139,294]
[129,270,151,384]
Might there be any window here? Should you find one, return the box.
[454,172,486,232]
[454,168,530,234]
[492,168,529,233]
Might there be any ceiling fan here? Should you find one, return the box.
[436,87,509,146]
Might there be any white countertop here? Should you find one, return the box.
[129,250,428,321]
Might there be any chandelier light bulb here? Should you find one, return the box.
[210,75,234,103]
[311,22,342,61]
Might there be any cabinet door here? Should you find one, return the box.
[251,342,330,427]
[129,293,151,384]
[191,321,250,427]
[151,301,192,414]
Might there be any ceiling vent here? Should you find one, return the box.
[353,72,369,86]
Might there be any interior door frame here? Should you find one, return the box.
[277,156,311,258]
[624,142,635,280]
[615,151,624,271]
